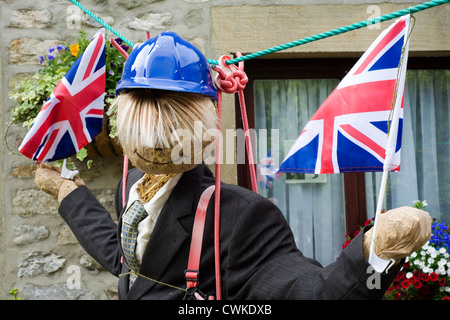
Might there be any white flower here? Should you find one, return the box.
[428,258,435,265]
[439,247,447,254]
[438,258,447,266]
[406,272,413,279]
[411,252,418,258]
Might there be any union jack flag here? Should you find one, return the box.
[279,16,411,174]
[19,29,106,163]
[257,151,279,188]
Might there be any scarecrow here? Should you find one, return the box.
[34,31,431,300]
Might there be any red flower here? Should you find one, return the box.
[421,274,430,282]
[443,296,450,300]
[412,280,422,289]
[439,278,447,287]
[396,272,406,281]
[430,273,439,282]
[364,219,373,226]
[401,280,411,289]
[342,239,351,249]
[395,292,401,300]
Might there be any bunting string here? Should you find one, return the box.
[67,0,449,65]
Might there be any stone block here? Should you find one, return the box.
[9,38,60,65]
[13,225,49,245]
[18,252,65,278]
[13,188,59,217]
[11,164,36,178]
[119,0,164,10]
[23,283,94,300]
[57,226,78,246]
[9,9,53,29]
[128,12,172,31]
[80,254,106,272]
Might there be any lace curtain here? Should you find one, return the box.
[365,70,450,222]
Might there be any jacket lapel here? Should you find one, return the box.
[126,164,213,300]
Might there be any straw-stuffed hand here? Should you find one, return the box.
[34,164,85,203]
[363,206,432,262]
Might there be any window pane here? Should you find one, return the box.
[254,79,345,266]
[365,70,450,222]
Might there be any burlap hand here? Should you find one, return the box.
[34,164,85,203]
[363,206,432,261]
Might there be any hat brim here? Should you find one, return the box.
[116,78,217,100]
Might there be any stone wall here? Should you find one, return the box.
[1,0,448,300]
[1,0,226,300]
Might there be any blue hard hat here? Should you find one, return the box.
[116,31,217,100]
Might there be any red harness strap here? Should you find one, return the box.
[185,185,216,295]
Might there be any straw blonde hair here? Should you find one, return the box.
[114,89,218,151]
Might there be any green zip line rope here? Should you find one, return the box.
[68,0,449,65]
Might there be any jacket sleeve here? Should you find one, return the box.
[228,196,400,300]
[59,185,123,277]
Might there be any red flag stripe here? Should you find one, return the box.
[83,33,104,81]
[340,124,386,159]
[353,20,405,75]
[37,128,60,162]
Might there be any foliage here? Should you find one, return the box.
[8,288,21,300]
[343,217,375,250]
[384,218,450,300]
[7,29,129,162]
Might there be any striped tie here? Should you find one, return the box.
[121,200,148,285]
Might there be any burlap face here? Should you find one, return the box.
[123,138,215,175]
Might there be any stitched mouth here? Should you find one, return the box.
[134,149,186,164]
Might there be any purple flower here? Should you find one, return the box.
[48,53,56,61]
[38,55,45,64]
[114,38,123,45]
[56,44,65,51]
[48,47,55,53]
[109,70,115,76]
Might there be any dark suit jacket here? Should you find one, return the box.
[59,164,399,300]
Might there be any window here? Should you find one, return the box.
[239,57,450,266]
[365,68,450,222]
